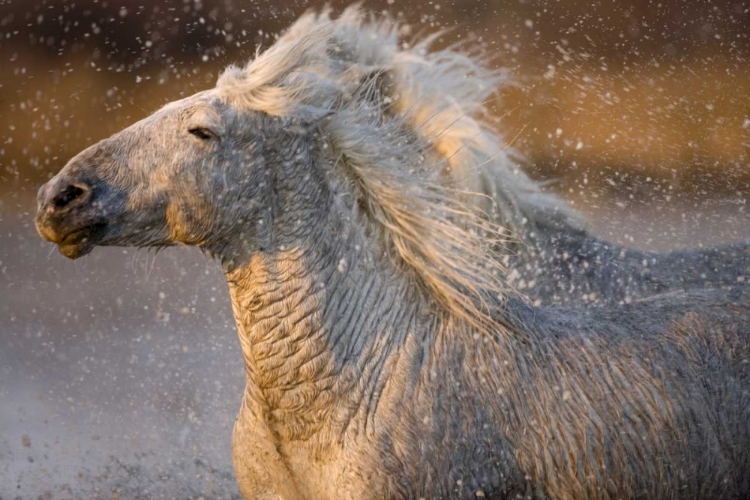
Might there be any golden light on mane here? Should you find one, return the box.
[215,7,573,334]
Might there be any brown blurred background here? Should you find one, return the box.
[0,1,748,498]
[2,0,750,180]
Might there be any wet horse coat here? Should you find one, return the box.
[36,8,750,499]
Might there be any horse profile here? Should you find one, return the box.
[36,8,750,499]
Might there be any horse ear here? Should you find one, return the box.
[282,107,334,135]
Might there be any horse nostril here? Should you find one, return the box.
[52,183,90,210]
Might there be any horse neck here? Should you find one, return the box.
[223,144,430,440]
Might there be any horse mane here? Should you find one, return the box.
[215,7,573,333]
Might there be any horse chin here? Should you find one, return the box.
[57,240,95,259]
[49,224,105,259]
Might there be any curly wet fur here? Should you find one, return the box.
[37,7,750,499]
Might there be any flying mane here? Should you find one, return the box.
[215,7,571,333]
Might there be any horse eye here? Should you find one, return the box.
[188,127,217,141]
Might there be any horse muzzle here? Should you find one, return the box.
[36,177,108,259]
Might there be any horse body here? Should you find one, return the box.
[35,7,750,499]
[510,216,750,305]
[221,137,750,499]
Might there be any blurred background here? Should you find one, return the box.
[1,0,748,498]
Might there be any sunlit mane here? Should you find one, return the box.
[215,7,573,333]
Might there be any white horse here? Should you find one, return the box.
[37,8,750,499]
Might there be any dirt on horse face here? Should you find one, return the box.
[37,7,750,500]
